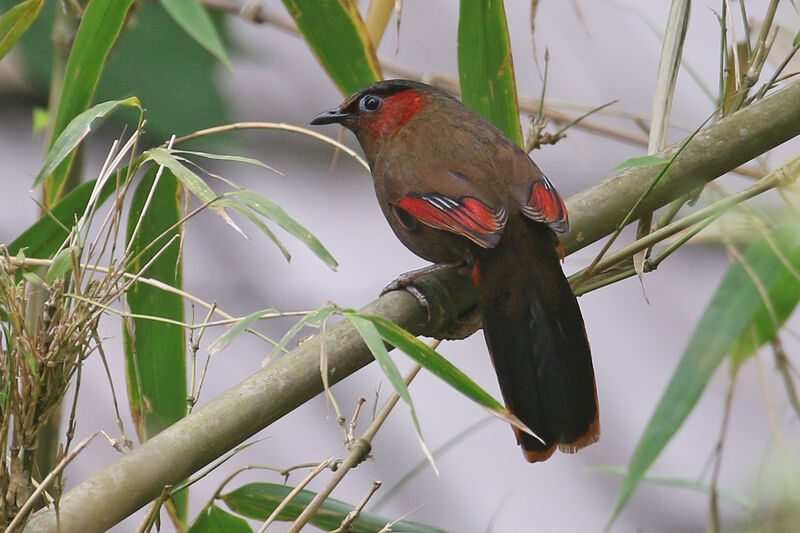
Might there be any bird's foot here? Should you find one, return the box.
[381,263,457,295]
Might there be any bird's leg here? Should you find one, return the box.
[382,263,474,326]
[380,263,458,295]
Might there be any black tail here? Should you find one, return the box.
[476,219,598,462]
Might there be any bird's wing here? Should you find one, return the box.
[516,173,569,234]
[386,169,508,249]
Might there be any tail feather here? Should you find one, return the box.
[476,220,599,462]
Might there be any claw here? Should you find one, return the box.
[404,285,432,319]
[380,263,457,296]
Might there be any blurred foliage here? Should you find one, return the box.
[1,0,228,140]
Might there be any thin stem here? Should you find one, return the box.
[170,122,369,171]
[256,458,334,533]
[287,347,433,533]
[570,159,796,285]
[707,371,737,533]
[4,432,98,533]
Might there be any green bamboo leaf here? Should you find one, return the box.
[0,0,43,60]
[34,98,141,188]
[457,0,522,146]
[45,0,136,206]
[186,505,252,533]
[208,308,279,355]
[609,218,800,528]
[266,305,337,359]
[159,0,230,68]
[593,465,751,509]
[170,149,284,177]
[729,224,800,367]
[45,246,76,284]
[144,147,249,238]
[219,200,292,262]
[145,147,218,203]
[124,166,188,520]
[222,482,446,533]
[96,1,229,139]
[125,166,187,438]
[346,313,425,442]
[613,155,670,171]
[281,0,382,95]
[22,272,42,286]
[354,312,506,413]
[229,190,338,270]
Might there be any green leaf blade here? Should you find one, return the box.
[346,313,422,434]
[34,98,141,188]
[613,155,669,171]
[354,313,506,413]
[281,0,381,95]
[124,166,188,520]
[230,190,338,270]
[609,218,800,527]
[187,504,252,533]
[457,0,522,146]
[222,482,446,533]
[208,308,279,355]
[125,166,187,438]
[45,0,136,206]
[159,0,230,68]
[0,0,43,61]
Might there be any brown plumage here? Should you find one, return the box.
[312,79,599,462]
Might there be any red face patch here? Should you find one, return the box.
[361,90,428,139]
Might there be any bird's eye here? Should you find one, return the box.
[359,94,383,113]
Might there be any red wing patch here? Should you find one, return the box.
[520,177,569,233]
[395,193,507,248]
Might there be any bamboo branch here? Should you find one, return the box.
[22,80,800,533]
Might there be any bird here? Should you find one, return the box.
[311,79,598,462]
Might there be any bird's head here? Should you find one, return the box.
[311,79,440,145]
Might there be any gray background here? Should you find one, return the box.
[2,1,800,531]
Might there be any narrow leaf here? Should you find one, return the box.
[347,314,426,439]
[220,200,291,261]
[729,224,800,365]
[267,306,337,359]
[170,149,284,177]
[45,246,76,284]
[613,155,669,171]
[145,147,218,203]
[609,218,800,527]
[594,465,751,509]
[222,483,446,533]
[124,166,187,440]
[230,190,338,270]
[208,308,279,355]
[0,0,43,61]
[281,0,382,95]
[186,504,252,533]
[124,166,188,520]
[34,98,141,188]
[648,0,690,153]
[458,0,523,146]
[159,0,230,68]
[45,0,136,206]
[144,148,246,237]
[352,312,506,413]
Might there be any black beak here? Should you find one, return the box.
[310,108,350,125]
